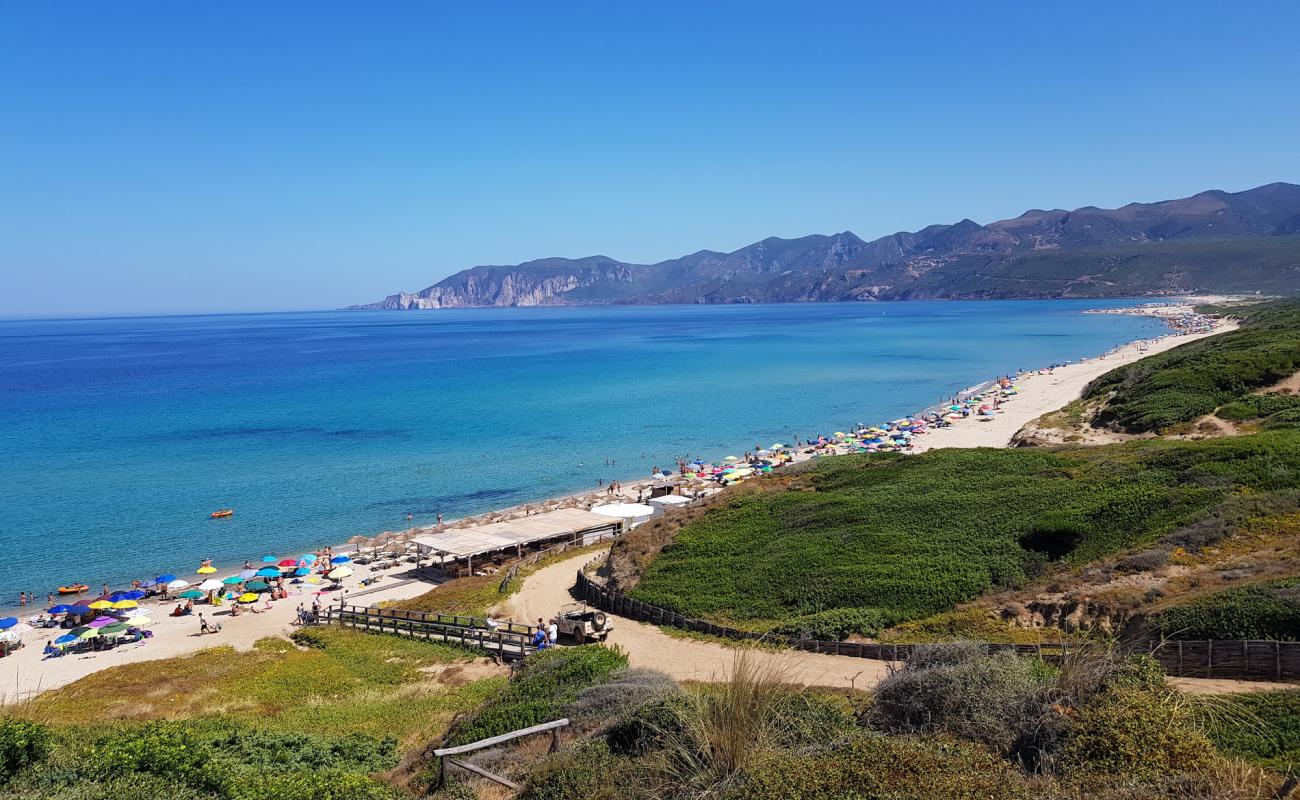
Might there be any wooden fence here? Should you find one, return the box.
[433,718,569,790]
[497,530,619,593]
[319,603,536,660]
[575,570,1300,680]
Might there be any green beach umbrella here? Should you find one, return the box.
[178,589,204,599]
[101,622,129,635]
[245,580,270,592]
[221,575,244,585]
[76,626,100,639]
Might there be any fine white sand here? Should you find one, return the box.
[0,307,1236,701]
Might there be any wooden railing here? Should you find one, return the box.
[317,603,536,660]
[433,718,570,790]
[496,529,619,592]
[575,570,1300,680]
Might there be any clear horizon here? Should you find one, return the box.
[3,1,1299,317]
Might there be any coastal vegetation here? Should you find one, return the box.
[1083,301,1300,433]
[1153,577,1300,641]
[619,430,1300,637]
[425,644,1289,799]
[0,628,506,799]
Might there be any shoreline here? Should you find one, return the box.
[0,302,1234,700]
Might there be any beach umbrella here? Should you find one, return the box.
[196,566,217,575]
[327,566,353,580]
[277,558,299,567]
[198,579,224,592]
[237,593,258,604]
[76,626,99,639]
[54,634,78,647]
[329,555,351,564]
[87,600,113,610]
[238,569,258,580]
[166,579,189,590]
[156,574,177,583]
[47,604,77,614]
[107,592,133,602]
[722,455,740,462]
[177,590,204,600]
[128,616,152,626]
[301,553,318,563]
[221,576,244,585]
[67,604,92,616]
[255,567,280,578]
[101,622,129,636]
[0,617,16,630]
[293,567,311,577]
[139,579,158,588]
[245,581,270,592]
[88,616,116,628]
[111,600,139,610]
[260,555,277,563]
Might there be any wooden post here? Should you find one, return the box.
[438,754,448,789]
[550,726,561,753]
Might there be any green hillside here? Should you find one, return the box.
[626,431,1300,637]
[1083,300,1300,432]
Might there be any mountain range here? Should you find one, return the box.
[354,182,1300,309]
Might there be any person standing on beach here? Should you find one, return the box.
[437,512,443,527]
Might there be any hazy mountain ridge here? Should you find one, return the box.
[355,182,1300,309]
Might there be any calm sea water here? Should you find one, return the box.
[0,300,1164,601]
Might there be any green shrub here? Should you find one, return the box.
[1153,577,1300,640]
[0,717,50,782]
[447,646,628,745]
[731,733,1030,800]
[219,767,401,800]
[565,668,682,732]
[85,722,213,786]
[1215,401,1258,421]
[1204,689,1300,773]
[868,643,1045,754]
[769,607,898,640]
[1057,688,1218,780]
[519,741,630,800]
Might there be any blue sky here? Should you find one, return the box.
[2,2,1298,317]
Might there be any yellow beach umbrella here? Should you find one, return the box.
[196,566,217,574]
[88,600,113,610]
[237,593,258,603]
[111,599,138,610]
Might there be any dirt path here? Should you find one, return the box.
[499,551,892,690]
[501,551,1295,696]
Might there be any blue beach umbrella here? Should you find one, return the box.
[67,605,92,616]
[139,579,158,588]
[47,604,77,614]
[255,567,280,578]
[238,569,257,580]
[54,634,78,647]
[156,574,177,584]
[260,555,277,563]
[0,618,17,630]
[294,567,311,576]
[300,554,317,563]
[330,555,350,564]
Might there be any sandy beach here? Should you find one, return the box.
[0,302,1237,701]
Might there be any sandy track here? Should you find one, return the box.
[503,551,1293,696]
[501,551,892,690]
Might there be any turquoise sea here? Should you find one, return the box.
[0,300,1165,603]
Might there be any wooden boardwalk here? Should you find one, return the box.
[317,604,537,660]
